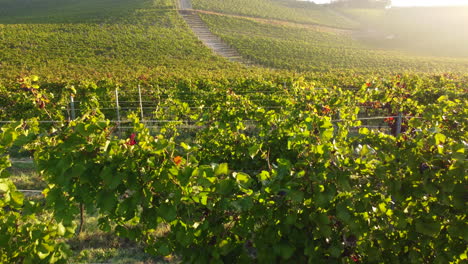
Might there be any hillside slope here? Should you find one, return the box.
[199,13,468,73]
[191,0,359,29]
[0,0,243,81]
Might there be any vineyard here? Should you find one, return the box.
[0,0,244,82]
[198,13,468,73]
[1,74,467,263]
[191,0,358,29]
[1,0,467,263]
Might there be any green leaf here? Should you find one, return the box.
[97,191,116,213]
[336,203,351,223]
[289,190,304,203]
[329,245,342,258]
[157,243,171,256]
[115,225,128,237]
[437,95,448,102]
[214,163,228,176]
[180,142,191,150]
[248,143,262,159]
[233,172,252,188]
[275,243,295,259]
[434,133,446,145]
[141,207,159,229]
[57,223,66,236]
[232,197,254,212]
[177,167,193,186]
[320,129,333,141]
[216,180,235,195]
[37,251,50,260]
[415,219,441,237]
[10,191,24,207]
[448,222,468,241]
[259,171,271,182]
[200,194,208,206]
[70,164,87,179]
[176,230,192,247]
[378,202,387,213]
[100,166,113,185]
[37,242,54,253]
[158,203,177,222]
[452,146,465,161]
[108,173,125,190]
[0,182,10,193]
[0,167,10,179]
[359,127,370,135]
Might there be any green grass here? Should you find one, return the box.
[192,0,358,29]
[10,170,46,190]
[9,161,47,190]
[68,215,175,264]
[200,13,468,73]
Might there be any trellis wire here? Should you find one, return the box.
[0,116,419,124]
[1,86,425,136]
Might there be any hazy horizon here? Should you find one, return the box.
[310,0,468,7]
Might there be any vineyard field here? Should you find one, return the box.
[191,0,359,29]
[199,13,468,73]
[0,0,242,82]
[0,0,467,263]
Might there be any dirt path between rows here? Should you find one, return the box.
[178,0,192,10]
[176,0,355,65]
[177,0,252,65]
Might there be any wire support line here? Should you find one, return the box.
[116,124,395,129]
[95,106,286,110]
[111,87,362,94]
[73,99,296,104]
[0,116,424,125]
[332,116,421,122]
[18,190,43,193]
[9,159,34,163]
[71,88,364,101]
[0,120,63,123]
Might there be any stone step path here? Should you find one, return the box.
[178,0,252,65]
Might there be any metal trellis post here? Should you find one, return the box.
[70,96,76,121]
[138,85,144,121]
[396,112,403,135]
[115,88,121,136]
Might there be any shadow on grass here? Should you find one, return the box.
[68,215,177,264]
